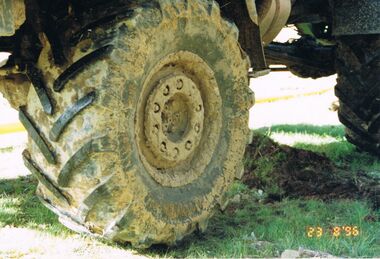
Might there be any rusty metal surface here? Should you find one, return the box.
[332,0,380,35]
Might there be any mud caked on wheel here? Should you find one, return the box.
[20,0,253,247]
[335,34,380,157]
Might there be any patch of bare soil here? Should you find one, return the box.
[243,133,380,208]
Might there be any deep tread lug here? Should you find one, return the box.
[345,133,380,156]
[53,45,113,92]
[19,107,56,164]
[50,91,96,142]
[26,64,54,115]
[78,182,110,222]
[58,136,113,187]
[70,9,134,46]
[22,150,69,205]
[58,140,93,187]
[336,35,380,156]
[368,113,380,134]
[338,111,373,142]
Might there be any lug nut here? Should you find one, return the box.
[153,124,159,134]
[194,123,200,133]
[163,85,170,96]
[177,79,183,90]
[196,105,202,112]
[160,142,167,152]
[185,141,192,150]
[174,148,179,157]
[154,103,160,113]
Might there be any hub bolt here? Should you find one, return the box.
[153,124,159,134]
[154,103,160,113]
[185,141,192,151]
[160,142,167,152]
[174,148,179,157]
[195,123,200,133]
[163,85,170,96]
[177,79,183,90]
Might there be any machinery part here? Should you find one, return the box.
[141,74,206,170]
[288,0,330,24]
[295,23,334,46]
[218,0,267,71]
[245,0,259,25]
[288,64,334,79]
[241,0,272,76]
[265,37,336,79]
[332,0,380,36]
[257,0,292,45]
[335,34,380,156]
[0,0,25,36]
[22,0,253,247]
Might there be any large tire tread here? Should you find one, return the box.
[335,35,380,156]
[53,45,114,92]
[21,0,253,248]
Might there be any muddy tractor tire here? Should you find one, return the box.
[335,34,380,156]
[20,0,253,247]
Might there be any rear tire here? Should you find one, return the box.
[335,34,380,157]
[21,0,253,247]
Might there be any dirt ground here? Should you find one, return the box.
[243,132,380,208]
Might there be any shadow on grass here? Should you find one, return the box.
[146,199,380,258]
[1,176,378,257]
[0,176,71,236]
[0,124,379,257]
[148,124,380,257]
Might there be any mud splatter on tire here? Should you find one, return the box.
[21,0,254,247]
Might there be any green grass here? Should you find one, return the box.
[147,198,379,258]
[256,124,380,172]
[1,176,378,258]
[0,176,71,236]
[0,123,379,257]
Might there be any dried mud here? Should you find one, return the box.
[243,133,380,208]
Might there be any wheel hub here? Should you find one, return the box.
[144,74,204,163]
[136,51,222,187]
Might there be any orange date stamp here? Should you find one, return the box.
[306,226,360,238]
